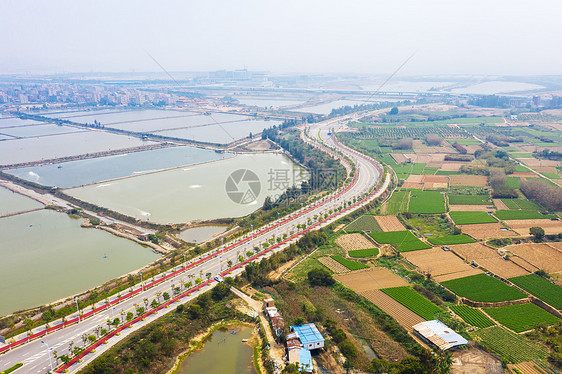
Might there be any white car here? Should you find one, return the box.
[213,275,224,283]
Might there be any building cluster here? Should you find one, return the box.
[264,298,325,373]
[0,83,179,107]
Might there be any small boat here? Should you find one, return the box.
[242,339,248,342]
[57,165,62,169]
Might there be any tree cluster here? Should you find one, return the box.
[520,179,562,211]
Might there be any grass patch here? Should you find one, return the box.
[408,191,446,214]
[541,172,560,179]
[345,215,383,233]
[428,235,476,245]
[407,215,455,239]
[450,305,494,328]
[449,211,497,225]
[394,163,427,175]
[370,230,431,252]
[505,177,521,189]
[441,273,527,302]
[500,199,543,210]
[385,190,410,215]
[495,210,555,220]
[509,274,562,310]
[483,303,559,333]
[470,326,548,364]
[381,286,442,320]
[348,248,379,258]
[1,363,23,374]
[509,153,533,158]
[331,255,369,271]
[448,194,490,205]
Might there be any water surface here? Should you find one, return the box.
[177,326,256,374]
[0,186,43,216]
[178,225,228,244]
[0,210,159,316]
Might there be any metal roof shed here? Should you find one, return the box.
[413,320,468,350]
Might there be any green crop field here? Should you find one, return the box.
[436,170,461,175]
[394,163,426,175]
[450,305,494,328]
[370,230,431,252]
[471,326,548,364]
[344,215,383,233]
[483,303,560,333]
[505,177,521,189]
[495,210,555,220]
[500,199,543,210]
[385,190,410,215]
[348,248,379,258]
[542,172,560,179]
[331,255,369,271]
[408,191,446,214]
[441,273,527,302]
[509,153,533,158]
[448,194,490,205]
[509,274,562,310]
[428,235,476,245]
[449,211,497,225]
[381,286,442,320]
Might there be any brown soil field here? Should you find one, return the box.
[375,215,406,232]
[450,175,487,187]
[333,224,345,232]
[426,161,443,168]
[464,145,483,154]
[512,172,538,178]
[449,243,498,261]
[335,267,407,292]
[318,257,349,274]
[505,219,562,236]
[508,361,547,374]
[425,182,448,189]
[477,258,529,278]
[440,162,464,171]
[412,154,446,163]
[402,247,482,280]
[405,174,424,183]
[336,233,376,251]
[434,269,484,282]
[510,257,539,273]
[449,205,491,212]
[362,289,425,329]
[492,199,509,210]
[458,223,517,240]
[412,140,456,154]
[402,182,423,189]
[519,158,561,167]
[391,153,408,164]
[535,166,558,173]
[547,242,562,251]
[506,243,562,274]
[423,175,448,184]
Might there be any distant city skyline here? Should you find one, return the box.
[1,0,561,76]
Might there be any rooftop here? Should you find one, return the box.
[290,323,324,345]
[413,320,468,350]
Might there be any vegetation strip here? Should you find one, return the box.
[509,274,562,310]
[441,273,527,302]
[381,286,442,320]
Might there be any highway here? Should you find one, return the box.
[0,115,388,374]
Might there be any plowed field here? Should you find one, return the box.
[375,215,406,232]
[402,247,482,280]
[362,289,425,330]
[335,267,407,292]
[318,257,349,273]
[458,223,516,240]
[506,244,562,274]
[336,233,376,251]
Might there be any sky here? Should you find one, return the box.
[1,0,561,76]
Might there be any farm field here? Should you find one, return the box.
[344,215,382,233]
[369,230,431,252]
[331,255,369,271]
[403,247,482,282]
[441,273,527,302]
[361,289,425,330]
[374,215,406,231]
[428,235,475,245]
[477,257,529,279]
[318,257,349,274]
[408,190,446,214]
[505,219,562,236]
[448,194,491,205]
[471,326,548,364]
[384,190,409,215]
[495,210,555,220]
[509,274,562,310]
[483,303,560,333]
[334,267,408,292]
[449,243,497,261]
[449,211,497,225]
[449,175,487,187]
[506,243,562,274]
[348,248,379,258]
[449,305,495,328]
[500,199,543,210]
[458,223,516,240]
[381,286,443,320]
[336,233,376,251]
[448,204,491,212]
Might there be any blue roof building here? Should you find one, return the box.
[290,323,324,350]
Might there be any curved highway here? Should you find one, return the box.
[0,115,389,374]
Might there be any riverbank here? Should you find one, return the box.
[166,321,259,374]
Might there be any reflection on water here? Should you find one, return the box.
[0,210,159,316]
[66,153,307,224]
[177,326,256,374]
[178,225,228,244]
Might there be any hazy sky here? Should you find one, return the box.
[1,0,561,75]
